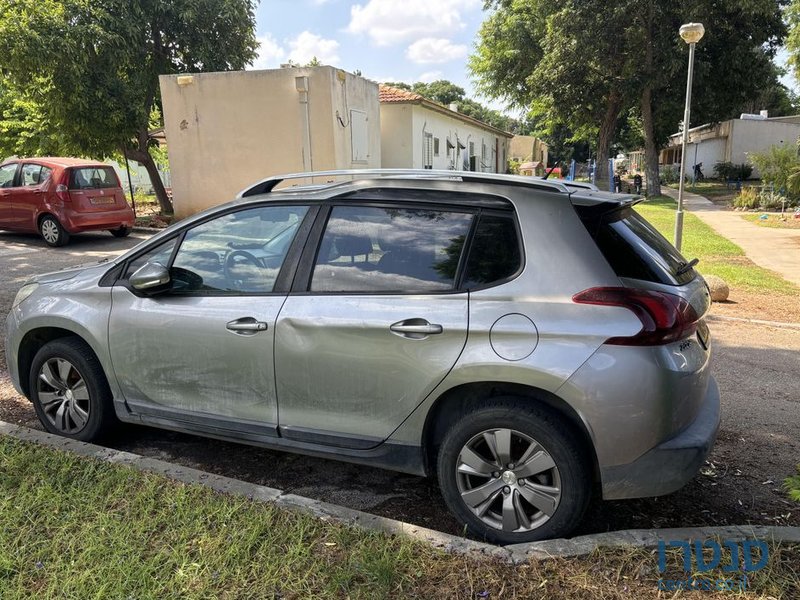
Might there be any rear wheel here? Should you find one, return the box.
[436,398,591,544]
[110,226,131,238]
[39,215,69,247]
[29,337,117,441]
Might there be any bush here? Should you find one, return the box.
[749,145,800,195]
[733,187,759,209]
[661,165,680,184]
[714,161,753,181]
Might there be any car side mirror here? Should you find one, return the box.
[129,262,171,294]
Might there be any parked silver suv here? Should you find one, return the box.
[5,170,719,544]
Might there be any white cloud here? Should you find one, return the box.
[287,31,341,65]
[348,0,480,46]
[407,38,467,64]
[251,33,286,70]
[418,70,444,83]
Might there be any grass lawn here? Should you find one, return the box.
[635,196,798,295]
[1,437,798,599]
[741,213,800,230]
[665,181,739,200]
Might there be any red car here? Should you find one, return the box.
[0,157,135,246]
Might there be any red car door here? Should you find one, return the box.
[0,162,20,229]
[15,163,53,232]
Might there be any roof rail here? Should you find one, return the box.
[236,168,578,198]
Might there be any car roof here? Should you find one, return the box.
[1,157,109,168]
[236,169,641,209]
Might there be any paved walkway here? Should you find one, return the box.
[661,187,800,287]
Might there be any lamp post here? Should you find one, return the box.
[674,22,705,252]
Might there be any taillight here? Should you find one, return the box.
[55,170,70,202]
[572,287,699,346]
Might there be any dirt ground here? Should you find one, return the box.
[0,230,798,539]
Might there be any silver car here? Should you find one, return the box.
[5,170,719,544]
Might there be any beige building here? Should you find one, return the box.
[160,66,381,217]
[660,114,800,179]
[379,86,512,172]
[509,135,549,175]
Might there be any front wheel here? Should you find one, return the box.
[436,398,591,544]
[29,337,117,441]
[39,215,69,247]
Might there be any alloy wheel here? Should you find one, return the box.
[36,358,90,434]
[455,428,562,533]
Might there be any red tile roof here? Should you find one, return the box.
[378,85,424,103]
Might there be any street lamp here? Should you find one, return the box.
[674,22,705,252]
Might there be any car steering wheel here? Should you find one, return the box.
[223,249,263,280]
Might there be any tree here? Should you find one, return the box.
[0,0,257,214]
[471,0,786,196]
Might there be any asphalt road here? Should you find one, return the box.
[1,229,797,537]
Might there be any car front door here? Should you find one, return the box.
[0,162,19,228]
[274,203,473,449]
[108,203,313,438]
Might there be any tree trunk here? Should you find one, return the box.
[123,144,172,215]
[595,91,622,190]
[640,86,661,197]
[639,0,661,197]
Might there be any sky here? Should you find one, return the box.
[251,0,506,105]
[252,1,799,114]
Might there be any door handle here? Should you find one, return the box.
[226,317,268,335]
[390,319,443,339]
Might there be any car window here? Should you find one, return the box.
[311,206,474,293]
[170,205,309,294]
[124,238,178,279]
[21,164,51,187]
[462,213,522,288]
[0,163,17,188]
[69,166,119,189]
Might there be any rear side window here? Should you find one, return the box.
[311,206,474,293]
[584,207,694,286]
[463,213,522,288]
[69,167,119,190]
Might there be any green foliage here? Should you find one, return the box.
[660,165,681,184]
[0,0,257,212]
[785,465,800,502]
[749,145,800,195]
[714,162,753,181]
[507,158,521,174]
[733,187,760,209]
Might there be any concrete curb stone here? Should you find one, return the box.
[2,421,798,564]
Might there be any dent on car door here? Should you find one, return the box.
[274,204,474,449]
[108,204,313,435]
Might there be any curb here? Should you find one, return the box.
[707,314,800,330]
[2,421,798,563]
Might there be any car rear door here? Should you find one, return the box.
[273,202,473,449]
[108,203,314,438]
[15,163,53,231]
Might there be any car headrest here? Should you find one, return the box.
[334,234,373,257]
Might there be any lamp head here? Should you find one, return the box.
[680,23,705,45]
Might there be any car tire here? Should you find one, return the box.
[29,337,117,442]
[110,226,131,238]
[436,397,591,544]
[39,215,69,247]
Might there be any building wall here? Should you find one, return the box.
[509,135,548,167]
[682,138,727,177]
[404,103,508,173]
[729,119,800,178]
[379,104,414,168]
[160,67,380,218]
